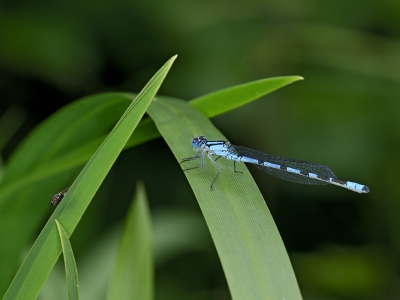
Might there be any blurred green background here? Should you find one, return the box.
[0,0,399,299]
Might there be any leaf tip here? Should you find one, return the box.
[170,54,178,62]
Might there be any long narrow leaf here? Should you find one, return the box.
[107,182,152,300]
[55,220,79,300]
[2,55,176,300]
[191,76,303,117]
[147,98,303,300]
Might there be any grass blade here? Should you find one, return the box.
[107,182,153,300]
[147,98,303,300]
[191,76,303,117]
[55,220,79,300]
[2,55,176,300]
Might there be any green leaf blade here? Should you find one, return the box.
[147,98,302,300]
[55,220,79,300]
[2,55,176,300]
[107,182,153,300]
[190,76,303,118]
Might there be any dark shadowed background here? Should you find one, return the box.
[0,1,399,299]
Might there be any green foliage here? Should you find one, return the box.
[0,2,397,299]
[0,53,305,300]
[2,55,176,300]
[0,93,134,295]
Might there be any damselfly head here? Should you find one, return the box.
[191,136,207,149]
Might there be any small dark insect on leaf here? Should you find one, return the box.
[51,187,70,206]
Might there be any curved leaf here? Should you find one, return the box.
[147,98,302,300]
[55,220,79,300]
